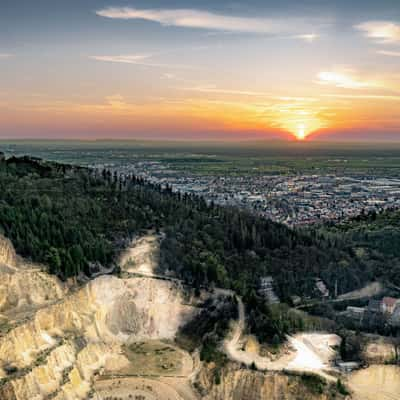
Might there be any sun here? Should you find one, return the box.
[295,124,306,140]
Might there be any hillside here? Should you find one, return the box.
[0,154,392,344]
[318,209,400,288]
[0,155,366,289]
[0,230,349,400]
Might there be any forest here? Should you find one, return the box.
[315,210,400,290]
[0,154,398,341]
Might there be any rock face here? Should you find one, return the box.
[0,233,199,400]
[348,365,400,400]
[0,273,196,399]
[0,235,65,314]
[198,365,343,400]
[0,235,18,268]
[6,339,122,400]
[0,267,65,313]
[362,335,397,364]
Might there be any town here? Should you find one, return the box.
[343,296,400,331]
[97,159,400,227]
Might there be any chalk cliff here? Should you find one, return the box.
[0,273,196,399]
[0,235,65,314]
[198,365,345,400]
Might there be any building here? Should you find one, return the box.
[390,304,400,327]
[258,276,280,304]
[381,297,399,314]
[337,361,360,373]
[345,306,365,324]
[315,278,330,298]
[291,295,302,306]
[368,299,382,313]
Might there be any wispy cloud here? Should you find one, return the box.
[0,53,13,58]
[91,54,150,64]
[316,70,376,89]
[181,85,321,106]
[90,54,195,69]
[293,33,319,42]
[183,85,271,97]
[96,6,320,39]
[321,93,400,101]
[275,96,318,103]
[377,50,400,57]
[355,21,400,43]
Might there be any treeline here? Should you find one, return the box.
[316,208,400,288]
[160,206,369,300]
[0,155,369,299]
[0,157,157,277]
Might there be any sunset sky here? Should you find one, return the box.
[1,0,400,141]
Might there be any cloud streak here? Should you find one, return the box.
[321,94,400,101]
[183,85,271,97]
[90,54,195,69]
[293,33,319,42]
[356,21,400,43]
[96,6,320,39]
[316,70,376,89]
[0,53,12,58]
[377,50,400,57]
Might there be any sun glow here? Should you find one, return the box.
[296,124,306,140]
[262,98,329,141]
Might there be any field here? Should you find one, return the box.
[118,341,193,377]
[3,140,400,177]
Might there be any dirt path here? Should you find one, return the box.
[92,234,201,400]
[94,376,187,400]
[223,295,339,382]
[119,234,340,385]
[337,281,383,301]
[119,233,163,275]
[223,295,293,371]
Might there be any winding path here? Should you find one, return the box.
[121,234,340,383]
[223,295,339,382]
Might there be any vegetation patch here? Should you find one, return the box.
[121,341,185,376]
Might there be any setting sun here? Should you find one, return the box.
[296,124,306,140]
[1,1,399,142]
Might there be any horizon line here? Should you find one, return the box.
[2,138,400,146]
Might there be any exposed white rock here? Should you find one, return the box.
[0,276,196,398]
[0,235,18,268]
[0,235,65,314]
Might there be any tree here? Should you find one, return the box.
[392,332,400,364]
[45,247,62,275]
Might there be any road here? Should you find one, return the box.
[121,234,340,383]
[222,294,339,382]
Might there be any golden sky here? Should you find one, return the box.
[1,1,400,141]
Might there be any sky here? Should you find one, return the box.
[1,0,400,141]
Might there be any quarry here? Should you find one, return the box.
[0,233,399,400]
[0,234,198,400]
